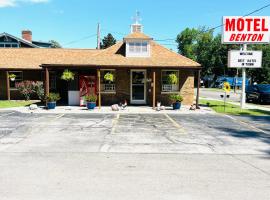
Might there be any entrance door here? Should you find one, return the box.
[130,70,146,104]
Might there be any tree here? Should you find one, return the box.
[100,33,116,49]
[49,40,62,48]
[176,28,198,60]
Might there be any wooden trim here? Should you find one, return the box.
[97,69,101,109]
[152,71,156,109]
[6,71,10,100]
[45,67,50,97]
[196,70,201,109]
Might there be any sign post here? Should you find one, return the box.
[241,44,247,108]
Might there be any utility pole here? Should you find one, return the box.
[240,44,247,109]
[97,23,101,50]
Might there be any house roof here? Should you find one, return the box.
[0,32,40,48]
[123,32,153,40]
[0,41,200,70]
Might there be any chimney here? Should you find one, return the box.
[22,30,32,43]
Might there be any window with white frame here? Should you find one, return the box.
[101,70,116,93]
[0,43,19,48]
[127,41,149,57]
[9,71,23,89]
[161,70,179,92]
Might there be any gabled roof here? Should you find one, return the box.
[124,32,153,40]
[0,32,40,48]
[0,40,200,70]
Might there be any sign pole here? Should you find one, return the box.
[240,44,247,109]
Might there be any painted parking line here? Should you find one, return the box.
[164,114,186,134]
[0,112,15,118]
[224,114,268,134]
[111,114,120,134]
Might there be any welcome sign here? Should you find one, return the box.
[222,16,270,44]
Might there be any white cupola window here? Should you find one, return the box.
[124,11,152,58]
[126,41,150,57]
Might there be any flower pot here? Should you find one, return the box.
[173,102,181,110]
[86,102,96,110]
[10,78,15,81]
[47,102,56,109]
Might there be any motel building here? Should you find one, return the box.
[0,21,201,108]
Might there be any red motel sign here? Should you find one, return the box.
[222,16,270,44]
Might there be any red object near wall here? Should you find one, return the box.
[79,75,97,106]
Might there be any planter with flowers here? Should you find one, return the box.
[9,74,16,81]
[45,93,61,109]
[84,94,97,110]
[169,94,183,110]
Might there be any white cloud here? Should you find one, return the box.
[0,0,49,7]
[0,0,16,7]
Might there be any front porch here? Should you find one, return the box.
[43,66,201,108]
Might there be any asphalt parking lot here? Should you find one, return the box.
[0,111,270,200]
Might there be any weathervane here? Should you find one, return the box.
[132,11,142,25]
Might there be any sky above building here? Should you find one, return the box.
[0,0,270,50]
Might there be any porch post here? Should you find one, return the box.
[152,70,156,109]
[6,71,10,100]
[196,70,201,109]
[45,67,50,97]
[97,69,101,109]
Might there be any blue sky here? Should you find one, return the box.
[0,0,270,50]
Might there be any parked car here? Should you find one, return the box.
[215,76,250,88]
[246,84,270,104]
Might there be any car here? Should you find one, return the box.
[246,84,270,104]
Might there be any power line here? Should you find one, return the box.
[208,3,270,32]
[63,33,97,46]
[62,3,270,47]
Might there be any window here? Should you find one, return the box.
[100,70,116,93]
[135,42,141,52]
[129,43,135,52]
[9,71,23,89]
[49,72,57,90]
[142,42,147,52]
[0,43,19,48]
[161,70,179,92]
[127,41,149,57]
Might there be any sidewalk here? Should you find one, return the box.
[1,105,214,115]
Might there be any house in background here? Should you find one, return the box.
[0,18,201,108]
[0,30,52,48]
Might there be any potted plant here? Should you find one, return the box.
[169,94,183,110]
[61,70,75,81]
[84,94,97,110]
[45,93,61,109]
[104,72,114,83]
[167,73,178,85]
[9,74,16,81]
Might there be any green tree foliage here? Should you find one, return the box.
[176,28,198,60]
[176,27,270,83]
[49,40,62,48]
[100,33,116,49]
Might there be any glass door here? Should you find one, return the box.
[130,70,146,104]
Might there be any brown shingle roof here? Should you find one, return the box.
[0,41,200,70]
[124,32,153,40]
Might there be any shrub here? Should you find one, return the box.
[84,94,97,102]
[15,81,35,101]
[32,81,44,101]
[45,93,61,102]
[169,94,183,102]
[61,70,75,81]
